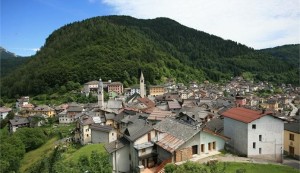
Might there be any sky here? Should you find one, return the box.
[1,0,299,56]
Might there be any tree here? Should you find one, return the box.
[14,127,47,152]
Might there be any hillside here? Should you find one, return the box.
[1,16,298,97]
[0,47,29,77]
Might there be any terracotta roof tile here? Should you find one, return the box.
[221,107,271,123]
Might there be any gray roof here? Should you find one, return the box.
[90,124,113,132]
[205,117,224,134]
[285,122,300,134]
[104,137,129,153]
[153,117,200,141]
[67,106,83,112]
[106,100,123,109]
[9,117,29,126]
[105,113,116,120]
[124,119,153,142]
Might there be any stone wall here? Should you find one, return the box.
[175,147,192,162]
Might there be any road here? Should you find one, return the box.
[288,100,298,116]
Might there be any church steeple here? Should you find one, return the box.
[98,78,104,108]
[140,71,145,98]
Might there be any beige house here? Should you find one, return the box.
[30,105,55,117]
[75,115,94,145]
[149,85,165,97]
[284,122,300,160]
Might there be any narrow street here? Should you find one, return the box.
[288,101,298,117]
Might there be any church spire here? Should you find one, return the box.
[140,71,145,98]
[98,78,104,108]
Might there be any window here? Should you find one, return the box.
[252,124,256,129]
[141,148,146,153]
[253,142,256,149]
[290,134,294,141]
[112,133,114,136]
[259,148,262,154]
[259,135,262,141]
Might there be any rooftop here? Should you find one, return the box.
[221,107,272,123]
[90,124,113,132]
[284,121,300,134]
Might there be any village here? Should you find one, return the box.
[1,72,299,173]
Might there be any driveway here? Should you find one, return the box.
[283,157,300,170]
[196,153,300,170]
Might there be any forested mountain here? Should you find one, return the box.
[1,16,298,98]
[0,47,29,77]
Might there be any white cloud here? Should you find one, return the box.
[102,0,300,49]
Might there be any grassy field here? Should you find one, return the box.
[216,162,299,173]
[20,137,58,173]
[63,143,106,163]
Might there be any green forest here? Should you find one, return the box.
[1,16,298,98]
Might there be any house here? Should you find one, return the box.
[0,107,12,121]
[153,117,228,167]
[167,100,181,112]
[90,124,117,144]
[235,96,246,107]
[106,100,123,114]
[222,107,284,162]
[108,82,124,95]
[16,96,29,109]
[9,116,30,133]
[21,103,35,110]
[31,105,55,117]
[154,118,201,164]
[75,115,94,145]
[83,80,99,95]
[59,105,84,124]
[284,121,300,160]
[177,107,214,125]
[149,85,165,97]
[123,118,156,172]
[262,99,279,111]
[104,137,130,173]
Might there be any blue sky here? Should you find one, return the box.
[1,0,299,56]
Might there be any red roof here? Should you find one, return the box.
[137,97,155,108]
[221,107,271,123]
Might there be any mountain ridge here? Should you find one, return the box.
[1,16,298,98]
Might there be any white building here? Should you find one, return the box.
[0,107,12,120]
[222,107,284,162]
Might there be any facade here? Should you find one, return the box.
[76,115,94,145]
[108,82,124,95]
[154,118,228,164]
[222,107,284,162]
[105,138,130,173]
[0,107,12,120]
[83,80,99,95]
[59,106,84,124]
[16,96,29,109]
[9,117,30,133]
[90,124,117,143]
[31,105,55,117]
[149,86,165,97]
[284,122,300,160]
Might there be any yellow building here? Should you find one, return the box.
[284,122,300,160]
[31,105,56,117]
[149,85,165,96]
